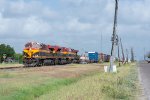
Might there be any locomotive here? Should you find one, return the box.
[23,42,79,67]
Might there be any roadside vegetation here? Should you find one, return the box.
[0,43,23,64]
[38,63,139,100]
[0,63,139,100]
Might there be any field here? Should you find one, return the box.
[0,63,139,100]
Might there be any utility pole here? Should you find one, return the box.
[144,48,146,61]
[117,36,121,66]
[100,33,103,62]
[101,33,103,53]
[126,49,129,63]
[120,38,125,64]
[109,0,119,72]
[131,48,134,62]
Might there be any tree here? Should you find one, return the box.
[0,44,15,62]
[14,53,23,63]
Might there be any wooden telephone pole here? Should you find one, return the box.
[117,36,121,66]
[109,0,119,72]
[120,38,125,64]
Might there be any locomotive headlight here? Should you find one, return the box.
[33,55,38,57]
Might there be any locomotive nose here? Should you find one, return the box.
[28,49,32,58]
[23,48,32,58]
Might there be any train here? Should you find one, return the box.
[23,42,79,67]
[79,52,110,63]
[88,52,99,63]
[99,53,111,62]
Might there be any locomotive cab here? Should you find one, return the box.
[23,42,41,58]
[23,42,41,67]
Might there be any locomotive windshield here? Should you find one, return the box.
[25,42,41,49]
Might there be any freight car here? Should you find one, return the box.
[88,52,99,63]
[23,42,79,67]
[99,53,110,62]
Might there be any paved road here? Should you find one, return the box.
[139,61,150,100]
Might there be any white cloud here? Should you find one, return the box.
[0,0,149,59]
[66,18,92,32]
[0,0,57,39]
[2,0,58,19]
[0,13,52,38]
[0,12,22,36]
[22,16,51,36]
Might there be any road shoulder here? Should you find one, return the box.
[138,62,149,100]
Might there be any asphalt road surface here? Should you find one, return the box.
[139,61,150,100]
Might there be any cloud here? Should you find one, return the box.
[0,0,149,60]
[0,13,52,39]
[65,18,92,33]
[22,16,51,36]
[1,0,58,19]
[0,0,57,39]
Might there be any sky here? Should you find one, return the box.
[0,0,149,60]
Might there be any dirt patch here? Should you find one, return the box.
[0,64,23,68]
[36,64,102,78]
[0,64,104,78]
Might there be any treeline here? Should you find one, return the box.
[0,44,22,63]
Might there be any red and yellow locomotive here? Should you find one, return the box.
[23,42,79,67]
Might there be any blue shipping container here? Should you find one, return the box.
[88,52,99,63]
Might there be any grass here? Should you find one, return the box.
[0,64,101,100]
[0,71,99,100]
[38,63,139,100]
[0,76,79,100]
[0,79,79,100]
[0,63,139,100]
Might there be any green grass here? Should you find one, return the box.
[38,63,139,100]
[0,73,14,78]
[0,77,79,100]
[0,63,139,100]
[0,64,100,100]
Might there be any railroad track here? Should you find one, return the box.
[0,66,23,70]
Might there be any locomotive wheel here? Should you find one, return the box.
[32,58,39,67]
[23,58,40,67]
